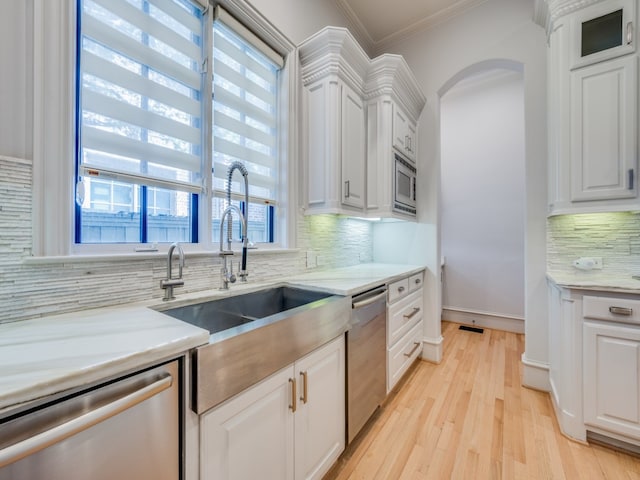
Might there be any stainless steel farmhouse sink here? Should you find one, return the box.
[159,286,350,414]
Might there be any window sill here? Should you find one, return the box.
[23,247,300,265]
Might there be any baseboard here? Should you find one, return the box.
[521,353,550,391]
[442,307,524,334]
[421,335,443,364]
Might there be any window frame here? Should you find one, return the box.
[32,0,297,257]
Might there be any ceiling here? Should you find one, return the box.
[336,0,490,53]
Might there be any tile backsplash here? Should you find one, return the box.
[547,211,640,276]
[0,156,373,323]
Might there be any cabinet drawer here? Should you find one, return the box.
[387,321,422,393]
[408,272,423,293]
[388,290,423,347]
[388,278,409,304]
[583,296,640,325]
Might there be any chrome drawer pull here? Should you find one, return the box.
[414,278,421,285]
[404,342,421,358]
[609,306,633,316]
[397,286,405,293]
[403,307,420,320]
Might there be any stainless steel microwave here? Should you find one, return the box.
[394,153,416,215]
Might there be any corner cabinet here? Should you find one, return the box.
[547,1,640,215]
[200,335,345,480]
[299,28,369,215]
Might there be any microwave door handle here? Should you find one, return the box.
[412,177,416,201]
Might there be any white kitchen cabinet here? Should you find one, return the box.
[584,321,640,440]
[341,83,366,209]
[294,336,345,480]
[299,27,369,216]
[547,280,585,441]
[546,1,640,215]
[366,55,425,220]
[392,104,417,162]
[387,272,424,392]
[200,335,345,480]
[570,55,637,202]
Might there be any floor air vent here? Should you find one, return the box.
[459,325,484,334]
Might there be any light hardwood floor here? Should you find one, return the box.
[326,321,640,480]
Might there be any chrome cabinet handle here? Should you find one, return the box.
[300,371,308,404]
[0,374,173,468]
[397,286,405,293]
[344,180,350,198]
[627,21,634,45]
[289,378,297,412]
[629,169,635,190]
[414,278,421,285]
[403,307,420,320]
[609,306,633,316]
[404,342,421,358]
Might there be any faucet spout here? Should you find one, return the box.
[223,161,250,283]
[160,242,185,301]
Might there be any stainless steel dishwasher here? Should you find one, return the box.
[347,285,387,443]
[0,360,180,480]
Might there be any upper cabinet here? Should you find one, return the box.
[365,55,425,218]
[299,28,369,216]
[298,27,426,219]
[570,0,636,69]
[546,0,639,215]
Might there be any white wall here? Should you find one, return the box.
[373,0,548,387]
[440,69,525,321]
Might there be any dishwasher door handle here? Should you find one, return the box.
[352,290,387,309]
[0,373,173,468]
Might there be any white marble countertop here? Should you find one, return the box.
[0,306,209,415]
[547,271,640,294]
[0,263,424,416]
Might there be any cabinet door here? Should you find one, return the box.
[201,366,295,480]
[584,321,640,440]
[570,55,637,202]
[406,120,417,161]
[294,336,345,480]
[393,104,408,153]
[341,84,365,209]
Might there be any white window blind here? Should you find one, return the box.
[79,0,204,193]
[212,7,282,205]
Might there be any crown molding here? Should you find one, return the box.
[298,27,371,92]
[365,54,426,122]
[533,0,603,32]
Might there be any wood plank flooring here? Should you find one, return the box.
[325,321,640,480]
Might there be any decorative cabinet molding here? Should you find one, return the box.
[299,27,426,219]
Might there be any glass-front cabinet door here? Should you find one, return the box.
[571,0,635,69]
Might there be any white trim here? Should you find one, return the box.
[521,353,551,391]
[442,307,525,334]
[420,335,443,364]
[32,0,297,257]
[33,0,76,257]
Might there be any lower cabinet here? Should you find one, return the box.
[584,321,640,440]
[200,335,345,480]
